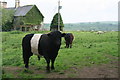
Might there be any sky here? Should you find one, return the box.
[2,0,120,23]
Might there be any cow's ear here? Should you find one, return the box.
[62,33,66,37]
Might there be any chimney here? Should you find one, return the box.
[0,1,2,8]
[15,0,20,8]
[1,1,7,8]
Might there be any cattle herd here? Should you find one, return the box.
[22,31,74,72]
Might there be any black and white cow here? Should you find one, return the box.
[22,31,65,72]
[64,33,74,48]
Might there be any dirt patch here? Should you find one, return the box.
[46,62,118,78]
[47,55,118,78]
[69,63,118,78]
[2,56,118,78]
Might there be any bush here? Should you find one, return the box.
[2,9,14,31]
[10,30,23,34]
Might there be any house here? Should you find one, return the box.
[1,0,44,31]
[13,5,44,31]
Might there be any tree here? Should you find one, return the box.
[2,9,14,31]
[50,13,64,31]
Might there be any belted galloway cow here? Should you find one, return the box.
[22,31,65,72]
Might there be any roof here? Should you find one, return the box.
[14,5,34,16]
[5,7,15,10]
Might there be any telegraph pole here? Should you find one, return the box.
[58,0,60,31]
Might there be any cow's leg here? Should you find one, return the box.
[38,56,40,60]
[65,43,69,48]
[25,58,29,68]
[23,51,32,68]
[51,58,55,70]
[65,42,67,48]
[70,44,72,48]
[44,56,50,72]
[67,44,69,48]
[24,56,30,68]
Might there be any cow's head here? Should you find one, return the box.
[47,31,66,45]
[47,31,66,38]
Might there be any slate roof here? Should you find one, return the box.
[14,5,34,16]
[5,7,16,10]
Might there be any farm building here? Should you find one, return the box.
[13,5,44,31]
[2,0,44,31]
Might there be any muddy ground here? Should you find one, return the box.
[2,57,118,78]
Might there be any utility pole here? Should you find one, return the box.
[15,0,20,8]
[58,0,60,31]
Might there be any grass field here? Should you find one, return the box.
[2,31,118,78]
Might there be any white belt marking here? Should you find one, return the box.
[31,34,42,56]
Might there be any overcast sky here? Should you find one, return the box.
[2,0,120,23]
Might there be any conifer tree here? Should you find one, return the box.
[50,13,64,31]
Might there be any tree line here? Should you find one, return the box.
[44,21,118,31]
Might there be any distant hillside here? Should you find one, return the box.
[43,21,118,31]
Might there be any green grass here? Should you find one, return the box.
[2,31,118,78]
